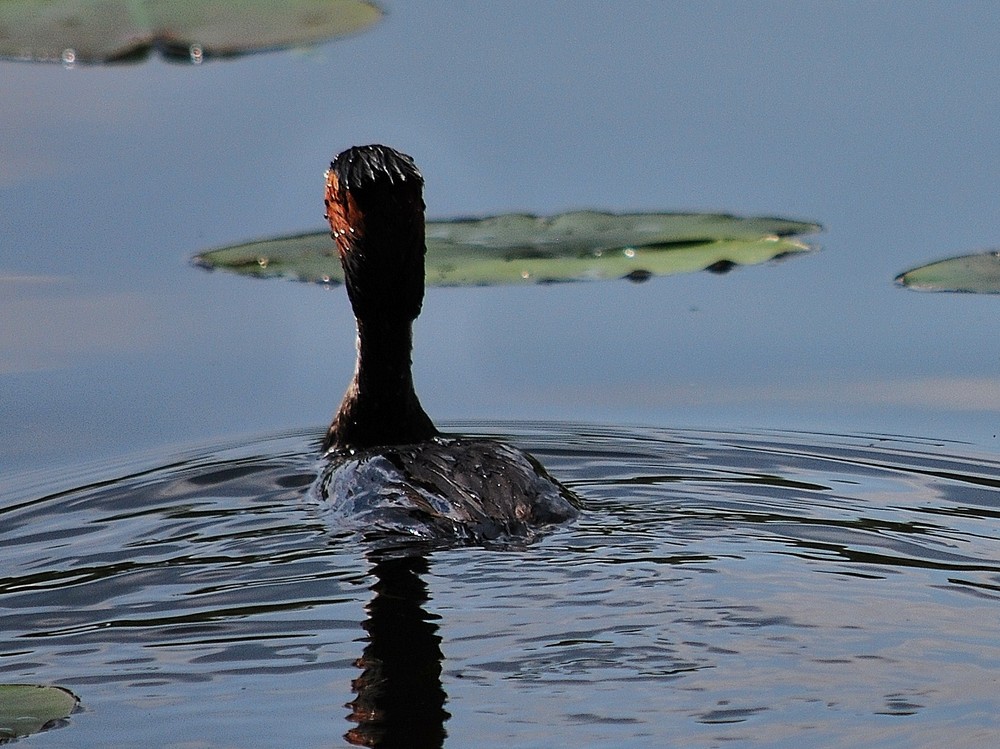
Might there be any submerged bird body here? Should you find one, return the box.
[316,144,577,542]
[316,437,577,544]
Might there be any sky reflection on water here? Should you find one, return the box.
[2,2,998,467]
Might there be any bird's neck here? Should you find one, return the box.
[325,316,437,452]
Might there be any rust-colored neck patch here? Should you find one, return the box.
[325,169,364,259]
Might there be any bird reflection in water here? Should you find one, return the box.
[346,552,448,748]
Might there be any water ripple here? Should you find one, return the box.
[2,422,999,747]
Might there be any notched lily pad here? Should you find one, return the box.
[0,0,382,64]
[193,211,821,287]
[0,684,79,742]
[895,251,1000,294]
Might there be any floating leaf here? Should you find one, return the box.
[194,211,820,287]
[0,0,382,64]
[0,684,78,742]
[895,251,1000,294]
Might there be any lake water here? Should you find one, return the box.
[2,2,998,747]
[4,423,1000,747]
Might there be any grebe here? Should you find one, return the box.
[314,144,578,543]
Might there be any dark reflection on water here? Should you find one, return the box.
[347,553,448,748]
[2,423,1000,747]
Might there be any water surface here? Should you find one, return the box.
[2,3,999,746]
[3,2,998,471]
[4,423,999,747]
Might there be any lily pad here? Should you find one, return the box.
[0,0,382,64]
[0,684,78,742]
[193,211,820,286]
[895,251,1000,294]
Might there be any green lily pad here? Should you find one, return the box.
[0,0,381,64]
[895,251,1000,294]
[193,211,820,287]
[0,685,78,742]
